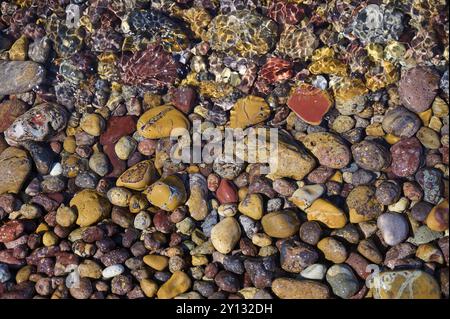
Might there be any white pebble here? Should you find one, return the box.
[50,162,62,176]
[300,264,327,280]
[102,264,125,279]
[134,211,151,230]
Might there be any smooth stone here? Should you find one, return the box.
[0,61,45,95]
[301,264,327,280]
[70,189,111,227]
[305,199,347,229]
[102,264,125,279]
[0,147,32,195]
[238,193,264,220]
[116,160,157,191]
[290,184,325,210]
[0,99,28,133]
[157,271,192,299]
[326,264,359,299]
[271,278,330,299]
[210,217,241,254]
[186,174,209,221]
[377,212,410,246]
[261,210,300,238]
[372,270,441,299]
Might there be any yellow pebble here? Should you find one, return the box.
[140,279,159,298]
[42,231,59,247]
[384,133,401,145]
[63,136,77,153]
[16,265,33,284]
[329,171,343,183]
[143,254,169,271]
[238,193,264,220]
[157,271,192,299]
[191,255,209,266]
[35,223,49,234]
[418,109,433,126]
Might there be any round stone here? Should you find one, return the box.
[261,210,300,238]
[377,212,410,246]
[210,217,241,254]
[326,264,360,299]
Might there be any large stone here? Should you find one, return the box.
[0,99,29,133]
[4,103,68,144]
[0,147,32,194]
[372,270,441,299]
[0,61,45,95]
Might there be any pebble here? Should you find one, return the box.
[261,210,300,238]
[186,173,209,221]
[377,212,410,246]
[101,264,125,279]
[390,137,423,177]
[351,140,391,172]
[215,179,238,204]
[299,221,322,245]
[376,181,401,205]
[372,270,441,299]
[300,264,327,280]
[271,278,330,299]
[382,107,422,138]
[0,147,32,195]
[357,239,383,264]
[145,175,187,211]
[210,217,241,254]
[70,189,111,227]
[279,240,319,273]
[238,193,263,220]
[399,66,440,113]
[347,186,383,223]
[137,105,190,139]
[0,61,45,95]
[290,184,325,210]
[305,199,347,229]
[134,211,152,230]
[0,264,11,283]
[417,127,441,149]
[107,187,132,207]
[80,113,105,137]
[117,160,157,191]
[326,264,359,299]
[426,200,449,232]
[302,132,351,169]
[215,270,240,293]
[157,271,192,299]
[0,99,28,133]
[317,237,348,264]
[5,103,68,144]
[115,136,137,160]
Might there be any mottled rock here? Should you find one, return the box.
[0,61,45,95]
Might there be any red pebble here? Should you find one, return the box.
[100,116,137,145]
[216,179,238,204]
[171,86,197,114]
[287,83,333,125]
